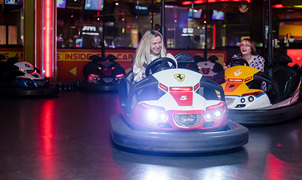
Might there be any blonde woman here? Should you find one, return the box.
[133,30,177,82]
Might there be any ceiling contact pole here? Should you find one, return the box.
[151,0,154,30]
[267,0,273,77]
[161,0,166,47]
[204,0,208,60]
[102,2,105,58]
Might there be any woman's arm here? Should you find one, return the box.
[133,63,146,82]
[167,53,178,68]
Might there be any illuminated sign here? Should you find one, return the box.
[82,26,96,31]
[57,0,66,8]
[287,49,302,67]
[239,1,249,13]
[135,5,147,11]
[0,51,23,60]
[132,4,148,15]
[82,26,99,36]
[57,52,134,61]
[5,0,23,5]
[84,0,103,11]
[182,28,194,36]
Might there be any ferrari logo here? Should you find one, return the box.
[174,74,185,82]
[234,70,242,76]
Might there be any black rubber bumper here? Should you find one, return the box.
[0,86,59,97]
[228,102,302,125]
[110,114,249,153]
[79,81,118,92]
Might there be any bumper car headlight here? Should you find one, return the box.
[25,79,35,87]
[147,108,168,122]
[213,110,222,118]
[205,102,227,120]
[132,103,169,125]
[204,113,212,120]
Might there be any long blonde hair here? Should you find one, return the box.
[134,30,167,70]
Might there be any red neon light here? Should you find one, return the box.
[213,24,216,49]
[183,0,251,5]
[182,1,193,5]
[159,83,168,91]
[193,0,204,4]
[116,74,124,78]
[272,4,287,8]
[206,102,225,110]
[228,78,244,82]
[242,91,264,96]
[194,83,200,91]
[170,87,193,91]
[43,0,53,77]
[244,76,253,82]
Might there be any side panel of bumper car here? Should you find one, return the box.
[111,114,249,153]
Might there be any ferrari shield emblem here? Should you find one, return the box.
[234,69,242,76]
[174,74,185,82]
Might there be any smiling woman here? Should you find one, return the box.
[234,38,265,72]
[228,38,267,91]
[224,38,265,73]
[133,30,177,82]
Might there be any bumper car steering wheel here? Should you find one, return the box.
[227,57,249,67]
[145,57,177,77]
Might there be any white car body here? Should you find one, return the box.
[197,61,217,77]
[15,61,46,80]
[151,69,221,111]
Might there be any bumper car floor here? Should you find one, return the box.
[0,91,302,180]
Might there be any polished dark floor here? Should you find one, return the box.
[1,91,302,180]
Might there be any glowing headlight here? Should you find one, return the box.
[214,110,222,118]
[204,113,212,121]
[160,113,168,121]
[147,108,168,122]
[147,109,158,121]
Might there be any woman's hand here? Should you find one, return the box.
[223,63,229,70]
[142,71,146,79]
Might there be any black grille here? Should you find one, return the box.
[173,114,201,127]
[103,78,114,83]
[35,80,46,87]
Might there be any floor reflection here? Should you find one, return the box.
[38,100,57,179]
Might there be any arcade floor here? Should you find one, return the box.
[0,91,302,180]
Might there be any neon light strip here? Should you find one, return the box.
[213,24,216,49]
[182,0,251,5]
[44,0,53,77]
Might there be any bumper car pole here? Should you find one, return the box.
[267,0,273,77]
[161,0,166,48]
[102,2,106,58]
